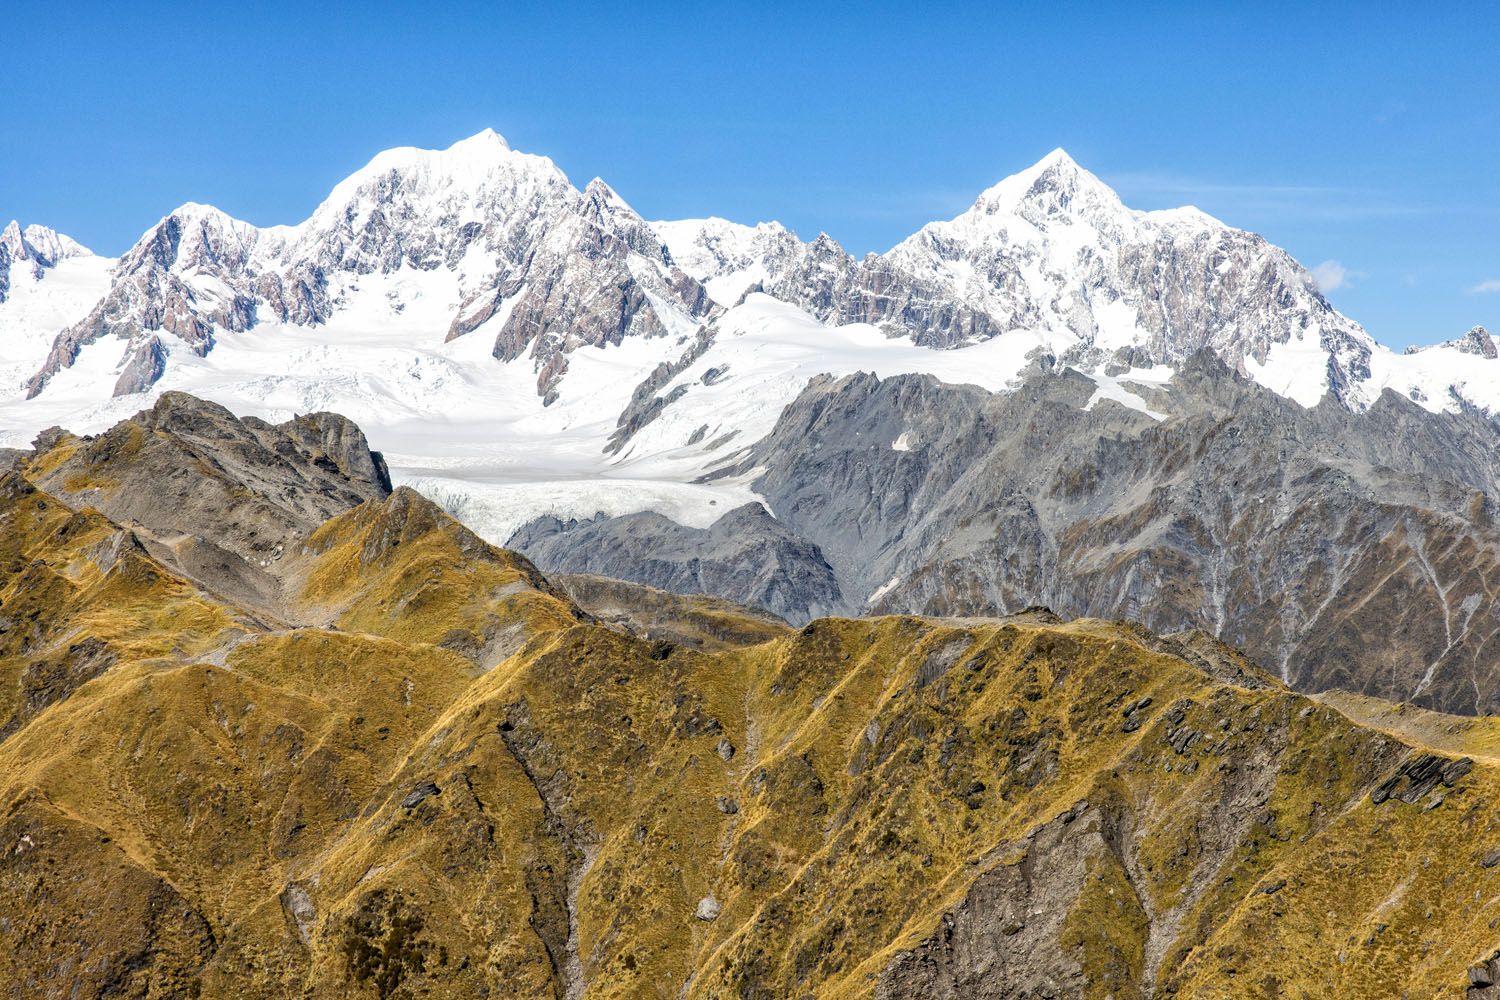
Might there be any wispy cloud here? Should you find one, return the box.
[1103,170,1423,224]
[1107,174,1343,198]
[1311,260,1362,292]
[1373,100,1408,125]
[1470,279,1500,294]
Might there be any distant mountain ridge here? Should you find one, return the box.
[5,132,1500,710]
[4,131,1489,418]
[654,149,1376,407]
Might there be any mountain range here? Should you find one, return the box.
[5,131,1500,719]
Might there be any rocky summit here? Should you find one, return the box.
[4,394,1500,999]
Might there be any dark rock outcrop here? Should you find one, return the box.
[509,502,842,625]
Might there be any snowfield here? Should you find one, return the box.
[0,274,1121,545]
[3,131,1497,549]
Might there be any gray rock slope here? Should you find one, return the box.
[21,391,393,620]
[508,502,842,624]
[512,355,1500,714]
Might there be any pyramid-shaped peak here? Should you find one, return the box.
[580,176,642,221]
[959,147,1125,225]
[1034,147,1081,171]
[583,176,619,197]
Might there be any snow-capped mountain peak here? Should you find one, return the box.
[1,221,92,271]
[957,146,1129,230]
[646,149,1377,405]
[0,222,97,311]
[652,217,807,307]
[8,130,1499,449]
[126,203,262,274]
[21,129,715,401]
[312,129,558,215]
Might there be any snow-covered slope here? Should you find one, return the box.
[0,223,112,398]
[2,133,1496,549]
[653,217,803,307]
[654,150,1379,408]
[25,130,714,403]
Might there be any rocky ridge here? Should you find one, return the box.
[4,394,1500,998]
[514,355,1500,716]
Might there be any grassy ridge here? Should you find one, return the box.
[1,464,1496,997]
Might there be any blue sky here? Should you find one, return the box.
[3,1,1496,348]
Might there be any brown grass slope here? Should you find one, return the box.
[3,432,1500,998]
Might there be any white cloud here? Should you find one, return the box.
[1104,171,1421,223]
[1470,279,1500,294]
[1311,260,1354,292]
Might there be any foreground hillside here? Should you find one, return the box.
[3,395,1500,998]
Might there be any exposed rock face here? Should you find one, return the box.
[112,334,169,395]
[509,502,843,624]
[1406,325,1497,360]
[759,361,1500,714]
[1465,325,1497,359]
[3,392,1500,998]
[522,359,1500,714]
[27,206,261,397]
[25,131,714,400]
[21,391,392,617]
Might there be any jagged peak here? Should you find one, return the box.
[1033,146,1080,171]
[582,175,631,211]
[1404,324,1498,359]
[808,231,846,253]
[650,217,797,263]
[120,202,261,269]
[1,220,93,265]
[653,216,792,236]
[961,147,1127,224]
[451,126,511,152]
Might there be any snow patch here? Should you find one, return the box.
[1082,367,1172,421]
[868,575,902,604]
